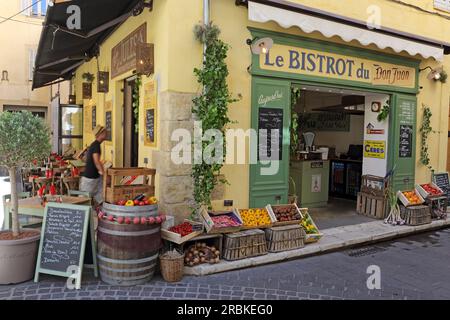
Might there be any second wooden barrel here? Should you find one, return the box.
[97,202,162,286]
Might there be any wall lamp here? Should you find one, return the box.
[246,37,273,73]
[419,66,447,83]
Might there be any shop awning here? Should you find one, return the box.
[246,0,448,61]
[32,0,147,89]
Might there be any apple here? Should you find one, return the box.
[124,217,131,225]
[107,215,114,222]
[134,199,140,205]
[144,200,150,205]
[98,212,105,219]
[148,217,155,224]
[117,217,124,224]
[156,216,162,224]
[141,217,147,225]
[133,217,140,225]
[139,201,145,206]
[160,214,166,222]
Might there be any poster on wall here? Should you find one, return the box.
[258,107,283,161]
[311,174,322,193]
[144,80,157,147]
[399,125,413,158]
[364,140,386,159]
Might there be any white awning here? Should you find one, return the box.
[248,1,444,61]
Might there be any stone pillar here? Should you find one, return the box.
[155,91,195,223]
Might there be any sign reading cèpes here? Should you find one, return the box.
[260,44,416,89]
[364,140,386,159]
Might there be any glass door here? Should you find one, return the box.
[59,104,83,154]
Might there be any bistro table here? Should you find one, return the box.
[3,195,91,230]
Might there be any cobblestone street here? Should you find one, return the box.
[1,228,450,300]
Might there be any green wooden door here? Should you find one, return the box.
[388,93,417,191]
[249,77,291,207]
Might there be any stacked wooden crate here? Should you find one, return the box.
[265,225,306,252]
[356,175,389,219]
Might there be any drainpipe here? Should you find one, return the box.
[203,0,210,61]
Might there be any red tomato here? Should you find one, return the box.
[134,199,140,205]
[144,200,150,205]
[139,201,145,206]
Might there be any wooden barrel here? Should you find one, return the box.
[97,202,162,286]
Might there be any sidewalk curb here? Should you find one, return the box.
[184,219,450,276]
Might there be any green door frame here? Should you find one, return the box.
[249,28,420,206]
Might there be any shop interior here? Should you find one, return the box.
[290,84,388,229]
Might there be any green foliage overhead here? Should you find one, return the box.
[192,23,238,210]
[419,105,433,171]
[132,75,142,133]
[290,87,301,156]
[0,111,51,169]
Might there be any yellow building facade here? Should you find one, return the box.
[66,0,450,221]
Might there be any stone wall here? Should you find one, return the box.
[155,91,195,223]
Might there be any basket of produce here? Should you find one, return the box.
[161,220,204,244]
[397,189,425,207]
[299,208,322,243]
[160,249,185,283]
[416,183,444,199]
[184,242,221,267]
[235,208,276,229]
[200,208,242,234]
[267,203,303,226]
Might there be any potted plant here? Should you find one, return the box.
[0,111,51,284]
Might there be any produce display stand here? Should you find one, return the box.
[161,220,204,244]
[103,167,156,204]
[356,192,389,219]
[397,190,425,207]
[300,208,323,244]
[416,183,445,199]
[200,208,243,234]
[234,208,277,229]
[222,229,268,261]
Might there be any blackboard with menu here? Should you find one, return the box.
[34,203,91,289]
[258,107,283,161]
[432,172,450,202]
[92,106,96,130]
[145,109,155,143]
[105,111,112,141]
[399,125,413,158]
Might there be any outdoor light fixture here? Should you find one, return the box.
[136,43,155,76]
[97,71,109,93]
[246,37,274,55]
[420,66,447,83]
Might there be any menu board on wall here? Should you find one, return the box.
[145,109,155,143]
[258,107,283,161]
[298,112,350,131]
[399,125,413,158]
[105,111,112,141]
[92,106,96,130]
[34,203,91,289]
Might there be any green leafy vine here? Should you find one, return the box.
[419,105,434,171]
[132,75,142,133]
[191,23,238,211]
[377,100,390,122]
[290,87,301,156]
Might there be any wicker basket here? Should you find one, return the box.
[160,251,185,283]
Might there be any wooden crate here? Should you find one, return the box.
[266,203,303,226]
[181,234,223,257]
[361,175,388,197]
[400,205,431,226]
[234,208,277,229]
[357,192,389,219]
[200,207,242,234]
[161,220,204,244]
[222,229,267,261]
[425,196,448,220]
[103,167,156,204]
[265,225,306,252]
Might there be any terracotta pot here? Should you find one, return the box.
[0,229,41,284]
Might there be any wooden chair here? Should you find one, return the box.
[2,192,31,230]
[61,176,80,195]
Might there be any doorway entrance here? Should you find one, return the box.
[123,77,139,167]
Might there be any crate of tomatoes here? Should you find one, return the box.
[397,189,425,207]
[161,220,204,244]
[416,183,444,199]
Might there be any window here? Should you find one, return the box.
[29,48,36,81]
[22,0,48,17]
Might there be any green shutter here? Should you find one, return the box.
[249,77,291,207]
[388,93,417,191]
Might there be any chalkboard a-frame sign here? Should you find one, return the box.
[34,203,91,290]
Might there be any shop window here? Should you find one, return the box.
[23,0,48,17]
[28,48,36,81]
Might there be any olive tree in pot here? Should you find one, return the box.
[0,111,51,284]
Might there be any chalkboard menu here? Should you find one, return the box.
[433,172,450,201]
[105,111,112,141]
[399,125,413,158]
[145,109,155,142]
[299,112,350,132]
[92,106,96,130]
[38,205,88,272]
[258,108,283,161]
